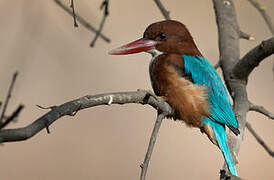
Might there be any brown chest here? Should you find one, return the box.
[149,54,210,127]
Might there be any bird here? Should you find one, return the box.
[109,20,239,176]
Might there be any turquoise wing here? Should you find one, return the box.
[182,55,238,129]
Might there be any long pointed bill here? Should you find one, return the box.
[109,38,157,55]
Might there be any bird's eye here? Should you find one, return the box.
[159,33,166,40]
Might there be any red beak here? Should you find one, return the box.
[109,38,157,55]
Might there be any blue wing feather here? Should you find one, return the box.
[182,55,238,129]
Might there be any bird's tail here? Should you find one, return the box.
[211,121,238,176]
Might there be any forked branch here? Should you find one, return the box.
[54,0,111,43]
[90,0,109,47]
[0,72,18,125]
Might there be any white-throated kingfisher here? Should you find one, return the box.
[109,20,239,176]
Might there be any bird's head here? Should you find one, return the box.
[109,20,201,56]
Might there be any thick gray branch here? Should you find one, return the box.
[232,37,274,81]
[213,1,249,178]
[0,91,173,143]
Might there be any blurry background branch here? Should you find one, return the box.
[247,0,274,35]
[0,72,18,124]
[90,0,109,47]
[54,0,111,43]
[246,122,274,157]
[0,72,24,130]
[0,105,24,130]
[249,102,274,120]
[70,0,78,27]
[154,0,170,20]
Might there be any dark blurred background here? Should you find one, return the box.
[0,0,273,179]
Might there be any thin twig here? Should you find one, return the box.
[0,105,24,129]
[239,30,255,41]
[70,0,78,27]
[36,104,57,110]
[0,90,173,143]
[90,0,109,47]
[0,72,18,124]
[247,0,274,35]
[249,102,274,120]
[54,0,111,43]
[153,0,171,20]
[140,111,167,180]
[246,122,274,157]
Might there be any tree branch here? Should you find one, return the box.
[90,0,109,47]
[54,0,111,43]
[249,102,274,120]
[246,122,274,157]
[247,0,274,79]
[239,30,255,41]
[0,72,18,125]
[0,90,173,143]
[153,0,171,20]
[70,0,78,27]
[213,1,249,179]
[232,37,274,81]
[140,111,167,180]
[0,105,24,130]
[247,0,274,35]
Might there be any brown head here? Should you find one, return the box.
[109,20,202,56]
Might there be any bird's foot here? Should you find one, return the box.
[220,169,231,180]
[137,89,167,102]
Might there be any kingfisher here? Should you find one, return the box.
[109,20,239,176]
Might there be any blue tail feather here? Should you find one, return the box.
[205,120,238,176]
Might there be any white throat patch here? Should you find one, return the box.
[147,49,163,88]
[146,49,163,64]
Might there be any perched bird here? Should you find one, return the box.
[109,20,239,176]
